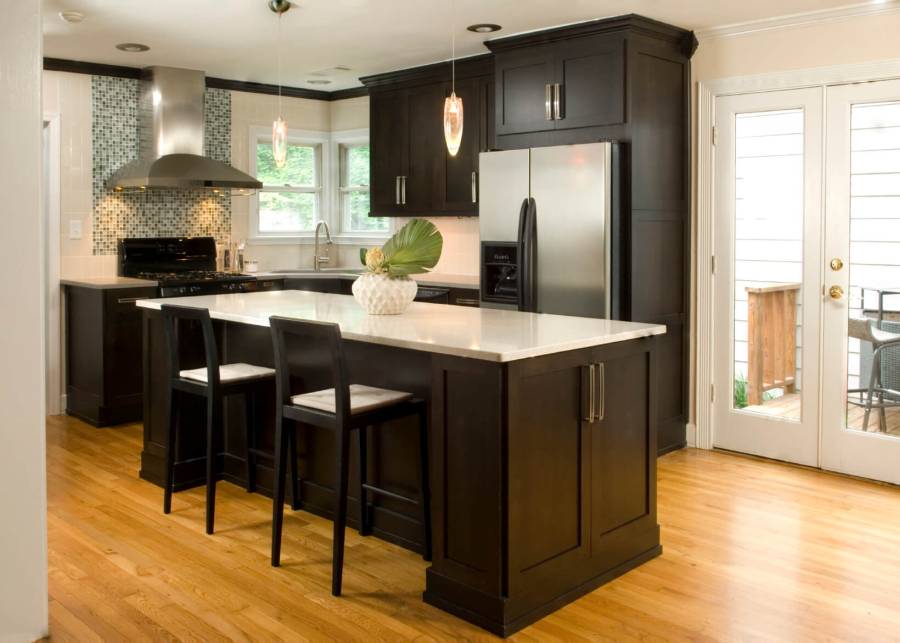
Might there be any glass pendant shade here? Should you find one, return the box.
[272,116,288,169]
[443,92,464,156]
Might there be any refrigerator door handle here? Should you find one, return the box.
[521,197,537,312]
[516,198,529,312]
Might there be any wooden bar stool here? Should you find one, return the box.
[160,304,290,534]
[268,316,431,596]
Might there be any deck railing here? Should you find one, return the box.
[746,283,800,405]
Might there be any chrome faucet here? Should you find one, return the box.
[313,221,333,271]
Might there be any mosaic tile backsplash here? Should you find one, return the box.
[91,75,232,255]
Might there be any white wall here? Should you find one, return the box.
[0,0,49,639]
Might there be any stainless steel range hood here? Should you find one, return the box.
[107,66,262,191]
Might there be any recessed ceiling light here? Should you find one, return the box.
[116,42,150,53]
[307,79,332,85]
[59,11,85,23]
[466,23,502,34]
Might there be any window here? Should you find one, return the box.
[249,127,389,243]
[253,135,323,235]
[338,143,386,234]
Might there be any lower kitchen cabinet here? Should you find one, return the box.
[64,284,157,426]
[426,335,658,634]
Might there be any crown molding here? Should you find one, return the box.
[42,57,367,101]
[696,0,900,41]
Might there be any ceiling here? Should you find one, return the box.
[42,0,869,91]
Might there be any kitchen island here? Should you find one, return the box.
[136,290,664,636]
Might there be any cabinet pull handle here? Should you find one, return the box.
[454,297,480,306]
[401,176,406,205]
[545,84,553,121]
[117,296,148,304]
[395,176,400,205]
[595,362,605,421]
[553,83,562,120]
[583,364,596,423]
[471,171,477,203]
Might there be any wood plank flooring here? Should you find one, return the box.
[745,391,900,436]
[46,415,900,641]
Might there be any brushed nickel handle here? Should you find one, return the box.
[401,176,406,205]
[545,84,553,121]
[595,362,605,421]
[553,83,562,120]
[117,296,148,304]
[454,297,480,306]
[395,176,400,205]
[583,364,596,423]
[471,171,477,203]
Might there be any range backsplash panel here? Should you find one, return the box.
[91,75,232,255]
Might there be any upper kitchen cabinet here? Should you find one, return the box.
[362,55,493,217]
[493,35,624,136]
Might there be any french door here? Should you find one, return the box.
[822,79,900,485]
[712,89,823,466]
[713,79,900,484]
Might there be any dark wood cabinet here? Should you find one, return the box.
[494,34,625,136]
[362,56,493,217]
[64,284,157,426]
[488,16,696,454]
[369,89,409,216]
[428,335,658,634]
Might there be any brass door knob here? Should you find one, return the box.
[829,285,844,299]
[830,258,844,271]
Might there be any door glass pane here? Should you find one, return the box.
[845,101,900,436]
[732,109,803,420]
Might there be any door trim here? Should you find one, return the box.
[696,58,900,452]
[43,113,62,416]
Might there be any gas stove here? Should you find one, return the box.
[119,237,258,298]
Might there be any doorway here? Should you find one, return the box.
[705,73,900,485]
[43,115,62,416]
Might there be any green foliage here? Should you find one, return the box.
[256,142,314,186]
[734,374,749,409]
[359,247,367,266]
[365,219,443,277]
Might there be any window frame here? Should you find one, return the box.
[248,126,391,245]
[248,126,329,240]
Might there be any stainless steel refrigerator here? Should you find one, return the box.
[478,142,618,318]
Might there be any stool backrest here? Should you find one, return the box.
[269,316,351,419]
[160,304,221,388]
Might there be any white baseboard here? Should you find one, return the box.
[686,422,698,448]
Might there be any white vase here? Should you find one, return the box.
[351,273,418,315]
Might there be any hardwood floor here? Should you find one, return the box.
[46,415,900,641]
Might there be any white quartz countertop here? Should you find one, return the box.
[136,290,665,362]
[61,276,158,289]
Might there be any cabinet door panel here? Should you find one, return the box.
[555,36,625,130]
[507,353,591,606]
[369,89,407,216]
[442,76,485,214]
[592,347,650,538]
[495,46,555,136]
[405,83,445,212]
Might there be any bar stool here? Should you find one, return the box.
[268,316,431,596]
[160,304,289,534]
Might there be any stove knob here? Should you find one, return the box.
[190,285,201,294]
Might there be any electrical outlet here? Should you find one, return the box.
[69,220,82,240]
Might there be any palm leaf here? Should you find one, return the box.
[382,219,443,277]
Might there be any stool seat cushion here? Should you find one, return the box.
[180,363,276,384]
[291,384,413,415]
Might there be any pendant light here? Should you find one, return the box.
[269,0,290,169]
[443,0,463,156]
